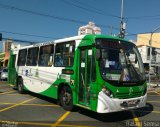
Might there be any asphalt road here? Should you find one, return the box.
[0,82,160,127]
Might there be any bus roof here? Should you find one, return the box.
[15,34,129,50]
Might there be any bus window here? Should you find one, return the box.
[17,49,27,66]
[26,47,39,66]
[54,41,75,67]
[38,45,54,66]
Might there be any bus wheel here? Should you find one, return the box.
[17,78,25,94]
[59,86,73,111]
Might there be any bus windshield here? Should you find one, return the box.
[96,38,145,84]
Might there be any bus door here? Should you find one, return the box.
[78,48,94,106]
[8,54,17,85]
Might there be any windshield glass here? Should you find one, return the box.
[3,69,8,72]
[96,38,145,84]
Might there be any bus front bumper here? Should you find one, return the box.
[97,91,147,113]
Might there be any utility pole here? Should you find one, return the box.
[119,0,126,38]
[110,26,113,36]
[0,33,2,41]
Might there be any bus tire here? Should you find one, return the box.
[17,77,25,94]
[59,86,73,111]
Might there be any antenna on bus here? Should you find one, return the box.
[119,0,126,38]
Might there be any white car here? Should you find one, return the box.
[0,68,8,81]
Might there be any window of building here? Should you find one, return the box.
[54,41,75,67]
[26,47,39,66]
[38,45,54,66]
[17,49,27,66]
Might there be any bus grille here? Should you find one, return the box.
[115,91,143,99]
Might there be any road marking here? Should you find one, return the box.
[131,111,142,127]
[148,95,160,96]
[0,97,36,113]
[0,102,14,105]
[21,103,59,107]
[0,120,52,126]
[0,91,15,95]
[18,121,52,126]
[147,100,160,103]
[147,91,155,93]
[155,91,160,95]
[0,120,94,127]
[59,124,94,127]
[152,111,160,114]
[0,102,59,107]
[2,93,29,96]
[133,110,160,114]
[52,111,70,127]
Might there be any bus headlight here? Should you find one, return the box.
[102,86,113,98]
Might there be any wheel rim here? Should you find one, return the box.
[18,80,23,91]
[62,87,71,105]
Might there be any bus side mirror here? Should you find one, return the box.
[96,49,101,60]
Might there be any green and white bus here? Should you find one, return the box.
[8,34,147,113]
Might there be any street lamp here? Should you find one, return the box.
[148,25,160,87]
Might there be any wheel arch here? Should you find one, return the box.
[57,82,76,105]
[58,83,71,98]
[16,76,23,87]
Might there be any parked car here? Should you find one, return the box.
[0,68,8,81]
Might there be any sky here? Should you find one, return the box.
[1,0,160,51]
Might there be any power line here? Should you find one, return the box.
[2,37,41,44]
[127,15,160,20]
[126,32,151,36]
[61,0,120,19]
[0,30,58,39]
[0,3,120,31]
[0,3,86,24]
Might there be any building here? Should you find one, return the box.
[3,39,12,52]
[137,33,160,83]
[0,39,13,68]
[0,52,5,68]
[78,22,101,35]
[0,39,26,68]
[137,45,160,71]
[137,33,160,48]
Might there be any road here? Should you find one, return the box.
[0,82,160,127]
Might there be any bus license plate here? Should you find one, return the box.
[127,100,136,106]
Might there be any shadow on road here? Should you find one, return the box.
[77,103,153,122]
[21,91,154,123]
[78,109,133,122]
[25,91,58,104]
[133,103,153,117]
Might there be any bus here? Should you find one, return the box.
[8,34,147,113]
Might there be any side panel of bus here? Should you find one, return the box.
[8,50,17,87]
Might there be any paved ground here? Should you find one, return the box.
[0,82,160,127]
